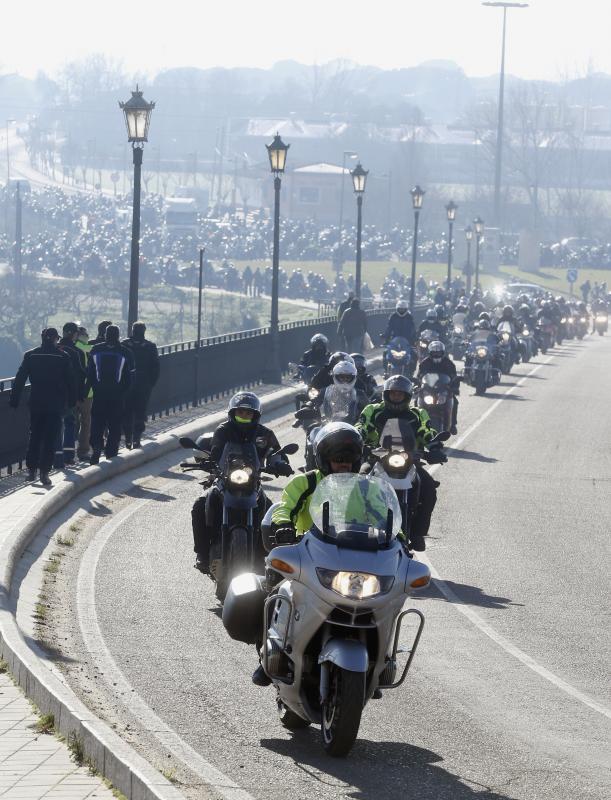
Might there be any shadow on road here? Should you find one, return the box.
[447,449,498,463]
[419,580,522,610]
[125,485,176,502]
[480,392,527,401]
[260,736,519,800]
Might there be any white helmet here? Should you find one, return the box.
[332,360,357,388]
[396,299,409,316]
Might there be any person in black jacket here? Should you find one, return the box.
[88,320,113,347]
[191,392,291,574]
[417,340,460,434]
[121,322,160,448]
[9,328,76,485]
[384,299,417,344]
[55,322,87,467]
[85,325,134,463]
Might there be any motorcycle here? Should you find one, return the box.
[415,373,455,434]
[535,315,555,354]
[463,333,502,395]
[594,311,608,336]
[517,324,535,363]
[576,314,588,340]
[383,336,417,378]
[416,329,436,363]
[496,321,514,374]
[294,384,361,471]
[180,436,298,602]
[450,313,468,361]
[370,419,449,540]
[291,363,323,411]
[222,473,432,756]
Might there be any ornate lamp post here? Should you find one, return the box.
[265,133,290,383]
[473,217,485,292]
[445,200,458,290]
[465,225,474,294]
[409,185,425,312]
[119,86,155,331]
[351,162,368,299]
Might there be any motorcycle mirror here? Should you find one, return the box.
[295,407,317,420]
[322,501,330,535]
[385,509,393,545]
[179,436,200,450]
[281,442,299,456]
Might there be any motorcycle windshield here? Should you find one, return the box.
[470,331,496,346]
[378,417,417,453]
[420,329,435,342]
[388,336,411,353]
[217,442,261,479]
[421,372,451,389]
[497,320,514,334]
[309,474,402,548]
[322,385,356,421]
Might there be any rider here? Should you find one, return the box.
[417,341,460,435]
[298,333,329,371]
[351,352,378,401]
[310,351,354,393]
[356,375,447,552]
[191,392,292,574]
[418,308,447,341]
[495,305,520,364]
[252,422,364,686]
[384,299,417,344]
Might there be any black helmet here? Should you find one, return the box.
[478,319,492,331]
[228,391,261,424]
[350,352,367,372]
[425,308,437,322]
[479,311,491,322]
[502,304,514,319]
[383,374,413,409]
[473,302,485,315]
[434,304,446,319]
[328,351,354,370]
[519,303,531,315]
[310,333,328,351]
[313,422,363,475]
[428,340,445,359]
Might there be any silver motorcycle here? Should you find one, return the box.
[222,473,431,757]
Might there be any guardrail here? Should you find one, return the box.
[0,306,427,475]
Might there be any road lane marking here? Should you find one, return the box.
[77,498,256,800]
[426,353,611,722]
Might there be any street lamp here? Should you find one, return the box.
[473,217,485,291]
[464,225,474,294]
[337,150,358,273]
[351,162,368,300]
[4,119,15,235]
[409,185,425,312]
[483,1,529,230]
[265,132,290,383]
[119,86,155,331]
[445,200,458,291]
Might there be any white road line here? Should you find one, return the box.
[425,353,611,722]
[76,498,256,800]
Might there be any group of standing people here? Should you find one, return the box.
[10,320,160,485]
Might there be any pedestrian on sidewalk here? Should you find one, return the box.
[121,321,160,449]
[9,328,76,486]
[86,325,134,464]
[55,322,87,467]
[75,325,93,461]
[338,297,368,352]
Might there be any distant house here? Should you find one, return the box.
[285,162,349,223]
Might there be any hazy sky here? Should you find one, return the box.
[4,0,608,82]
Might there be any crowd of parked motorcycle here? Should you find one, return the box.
[176,282,606,757]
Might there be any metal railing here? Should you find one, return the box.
[0,306,427,475]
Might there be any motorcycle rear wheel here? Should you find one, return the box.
[474,372,487,396]
[321,666,365,757]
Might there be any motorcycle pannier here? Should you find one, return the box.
[222,573,267,644]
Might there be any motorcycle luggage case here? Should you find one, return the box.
[222,573,267,644]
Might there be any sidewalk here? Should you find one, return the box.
[0,672,114,800]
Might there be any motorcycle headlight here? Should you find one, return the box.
[596,315,607,322]
[561,317,567,323]
[568,317,574,323]
[476,346,489,358]
[391,350,406,358]
[388,454,407,468]
[229,468,250,485]
[419,340,426,348]
[423,394,435,405]
[580,317,587,323]
[316,569,394,599]
[454,326,463,334]
[307,387,319,400]
[523,329,530,336]
[501,332,511,343]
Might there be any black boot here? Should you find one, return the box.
[27,468,37,482]
[194,554,209,574]
[252,664,272,687]
[39,472,52,487]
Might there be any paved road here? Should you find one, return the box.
[49,338,611,800]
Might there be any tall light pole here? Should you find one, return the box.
[336,150,358,273]
[351,163,368,300]
[445,200,458,291]
[409,185,425,312]
[119,86,155,332]
[4,119,15,235]
[474,217,485,292]
[265,133,290,383]
[483,1,529,230]
[465,225,474,295]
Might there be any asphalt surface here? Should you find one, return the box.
[46,337,611,800]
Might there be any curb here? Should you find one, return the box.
[0,383,301,800]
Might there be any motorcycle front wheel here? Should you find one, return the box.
[321,666,365,757]
[474,371,487,396]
